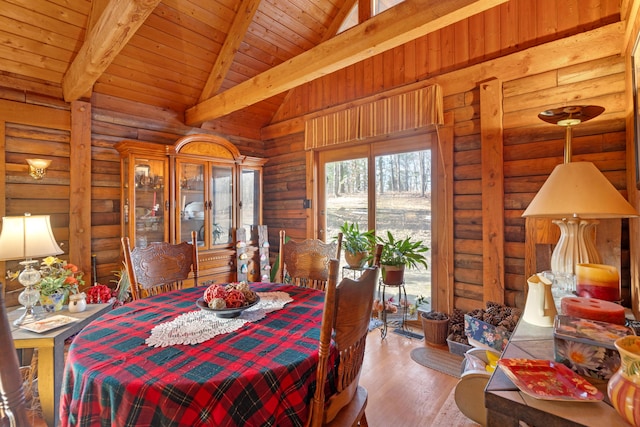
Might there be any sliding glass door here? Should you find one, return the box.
[319,140,432,301]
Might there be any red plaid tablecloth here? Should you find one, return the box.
[60,283,334,427]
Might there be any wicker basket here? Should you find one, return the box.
[421,313,449,345]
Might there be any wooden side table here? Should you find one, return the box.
[9,303,111,427]
[484,319,623,426]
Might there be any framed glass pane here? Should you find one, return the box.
[211,165,233,245]
[240,168,261,238]
[133,158,166,246]
[178,162,205,245]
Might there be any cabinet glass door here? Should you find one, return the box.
[240,168,261,235]
[210,165,233,246]
[178,162,206,246]
[132,158,166,246]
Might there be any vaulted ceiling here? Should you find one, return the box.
[0,0,622,139]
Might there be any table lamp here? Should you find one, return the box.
[522,105,638,275]
[0,213,64,325]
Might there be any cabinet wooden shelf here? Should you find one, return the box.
[116,134,266,285]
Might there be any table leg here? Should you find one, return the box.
[37,344,65,427]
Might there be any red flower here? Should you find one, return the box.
[65,264,79,273]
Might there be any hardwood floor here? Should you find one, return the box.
[359,324,479,426]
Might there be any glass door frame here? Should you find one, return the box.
[316,135,433,242]
[317,144,373,242]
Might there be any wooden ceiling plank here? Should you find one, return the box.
[186,0,509,125]
[261,0,329,38]
[0,0,84,40]
[271,0,357,122]
[253,9,317,49]
[161,0,237,30]
[199,0,261,102]
[62,0,162,102]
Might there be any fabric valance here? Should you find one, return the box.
[304,84,443,150]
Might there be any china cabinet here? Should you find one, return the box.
[115,134,266,285]
[115,141,170,247]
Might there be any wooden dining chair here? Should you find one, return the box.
[308,258,378,427]
[121,231,199,300]
[277,230,343,291]
[0,282,47,427]
[371,243,383,267]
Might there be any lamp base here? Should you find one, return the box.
[13,307,42,326]
[551,218,601,275]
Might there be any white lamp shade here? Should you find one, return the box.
[522,162,638,219]
[0,215,64,260]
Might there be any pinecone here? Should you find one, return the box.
[423,310,448,321]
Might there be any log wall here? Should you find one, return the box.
[273,0,620,123]
[0,89,264,306]
[264,22,630,313]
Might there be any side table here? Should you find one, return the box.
[484,319,623,426]
[9,303,111,427]
[378,279,408,339]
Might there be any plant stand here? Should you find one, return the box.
[378,279,408,340]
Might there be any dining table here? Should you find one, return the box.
[59,283,336,427]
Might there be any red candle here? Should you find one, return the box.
[575,263,620,302]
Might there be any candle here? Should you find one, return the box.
[152,191,157,216]
[575,263,620,302]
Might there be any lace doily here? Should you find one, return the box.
[146,291,293,347]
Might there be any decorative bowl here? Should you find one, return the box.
[196,296,260,318]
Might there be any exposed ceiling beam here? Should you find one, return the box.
[62,0,161,102]
[185,0,508,126]
[198,0,262,102]
[326,0,358,40]
[271,0,358,122]
[76,0,110,99]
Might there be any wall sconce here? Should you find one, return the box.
[26,158,51,180]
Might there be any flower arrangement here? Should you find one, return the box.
[37,256,84,296]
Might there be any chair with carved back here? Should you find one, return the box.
[307,258,378,427]
[0,282,47,427]
[371,243,383,268]
[277,230,343,291]
[121,231,199,300]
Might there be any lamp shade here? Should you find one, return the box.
[0,214,64,260]
[522,162,638,219]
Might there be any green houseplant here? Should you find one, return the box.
[338,222,375,268]
[38,256,84,311]
[377,231,429,285]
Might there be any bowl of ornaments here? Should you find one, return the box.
[196,282,260,318]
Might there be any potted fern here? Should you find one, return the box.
[338,222,375,268]
[377,231,429,285]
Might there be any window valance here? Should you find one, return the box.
[304,84,443,150]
